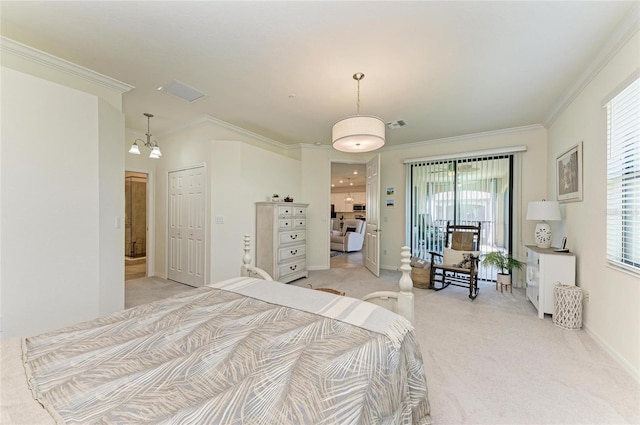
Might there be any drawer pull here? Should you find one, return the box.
[290,249,298,255]
[290,234,298,240]
[290,265,297,271]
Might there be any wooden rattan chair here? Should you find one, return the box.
[429,222,482,300]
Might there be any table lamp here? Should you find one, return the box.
[526,200,561,248]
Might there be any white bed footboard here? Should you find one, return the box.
[362,246,415,323]
[240,234,274,280]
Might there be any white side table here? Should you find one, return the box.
[553,284,583,330]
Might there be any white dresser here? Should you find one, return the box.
[525,245,576,318]
[256,202,309,283]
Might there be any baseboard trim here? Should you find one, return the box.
[307,265,329,271]
[583,322,640,384]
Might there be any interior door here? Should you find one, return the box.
[168,166,206,286]
[365,155,381,276]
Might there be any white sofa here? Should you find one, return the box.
[330,219,365,252]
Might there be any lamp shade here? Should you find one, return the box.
[128,142,141,155]
[332,115,385,152]
[526,201,561,221]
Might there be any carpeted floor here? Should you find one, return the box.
[126,252,640,424]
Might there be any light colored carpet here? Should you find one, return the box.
[126,252,640,424]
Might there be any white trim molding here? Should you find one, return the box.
[0,36,134,93]
[159,114,288,150]
[383,124,543,152]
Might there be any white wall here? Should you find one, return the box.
[98,99,125,315]
[150,120,302,284]
[379,127,548,272]
[299,126,548,274]
[299,147,372,269]
[0,67,124,337]
[547,31,640,378]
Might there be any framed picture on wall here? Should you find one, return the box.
[556,141,583,202]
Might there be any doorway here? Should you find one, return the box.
[125,171,147,280]
[330,162,367,269]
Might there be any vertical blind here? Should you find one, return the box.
[407,155,512,281]
[606,77,640,273]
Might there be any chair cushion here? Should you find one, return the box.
[341,219,363,236]
[443,248,479,266]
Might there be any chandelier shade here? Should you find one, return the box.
[332,115,385,152]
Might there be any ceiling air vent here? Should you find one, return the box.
[387,120,407,129]
[157,80,206,103]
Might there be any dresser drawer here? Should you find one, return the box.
[278,206,295,217]
[279,230,306,245]
[293,218,306,228]
[279,245,306,261]
[293,206,307,216]
[278,259,306,278]
[278,219,294,230]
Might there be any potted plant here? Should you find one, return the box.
[271,194,279,202]
[482,251,525,289]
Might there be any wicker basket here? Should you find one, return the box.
[411,266,431,289]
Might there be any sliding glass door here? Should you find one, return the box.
[408,155,513,281]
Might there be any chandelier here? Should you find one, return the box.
[344,178,354,203]
[332,73,385,153]
[128,113,162,159]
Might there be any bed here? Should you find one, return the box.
[2,238,431,424]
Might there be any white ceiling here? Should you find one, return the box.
[331,162,367,189]
[1,1,635,149]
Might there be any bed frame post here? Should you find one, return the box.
[240,234,274,280]
[241,234,252,276]
[397,246,414,323]
[361,246,415,323]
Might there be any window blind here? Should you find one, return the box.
[606,77,640,274]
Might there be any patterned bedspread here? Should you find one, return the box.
[22,278,431,424]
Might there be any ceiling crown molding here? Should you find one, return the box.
[158,114,288,150]
[543,4,640,127]
[0,36,134,94]
[381,124,544,152]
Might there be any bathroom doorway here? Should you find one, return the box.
[125,171,148,280]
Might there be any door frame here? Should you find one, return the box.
[125,168,155,277]
[365,154,381,277]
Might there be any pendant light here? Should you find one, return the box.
[129,113,162,159]
[344,178,354,203]
[332,73,385,152]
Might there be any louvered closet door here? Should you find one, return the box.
[168,166,206,287]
